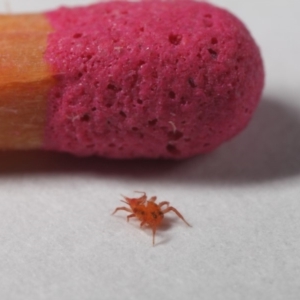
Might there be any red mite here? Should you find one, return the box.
[112,192,191,245]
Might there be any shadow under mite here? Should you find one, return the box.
[0,94,299,185]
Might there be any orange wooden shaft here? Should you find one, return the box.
[0,14,54,149]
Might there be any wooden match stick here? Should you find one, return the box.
[0,14,54,149]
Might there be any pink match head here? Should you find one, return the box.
[44,1,264,159]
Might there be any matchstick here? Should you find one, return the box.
[0,1,264,159]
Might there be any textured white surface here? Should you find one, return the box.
[1,0,300,299]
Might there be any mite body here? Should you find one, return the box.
[112,192,191,245]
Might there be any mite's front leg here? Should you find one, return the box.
[111,206,132,215]
[127,213,136,222]
[148,196,157,202]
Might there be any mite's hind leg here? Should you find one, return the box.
[152,227,157,246]
[112,207,132,215]
[140,220,146,227]
[158,201,169,209]
[162,206,191,227]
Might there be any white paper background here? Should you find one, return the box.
[1,1,300,299]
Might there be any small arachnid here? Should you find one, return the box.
[112,192,191,245]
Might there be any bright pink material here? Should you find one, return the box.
[44,1,264,158]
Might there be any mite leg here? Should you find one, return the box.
[152,227,157,246]
[138,196,147,203]
[136,192,147,203]
[148,196,157,202]
[111,206,132,215]
[140,220,146,227]
[134,191,146,195]
[120,195,132,204]
[127,214,136,222]
[162,206,191,227]
[158,201,169,209]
